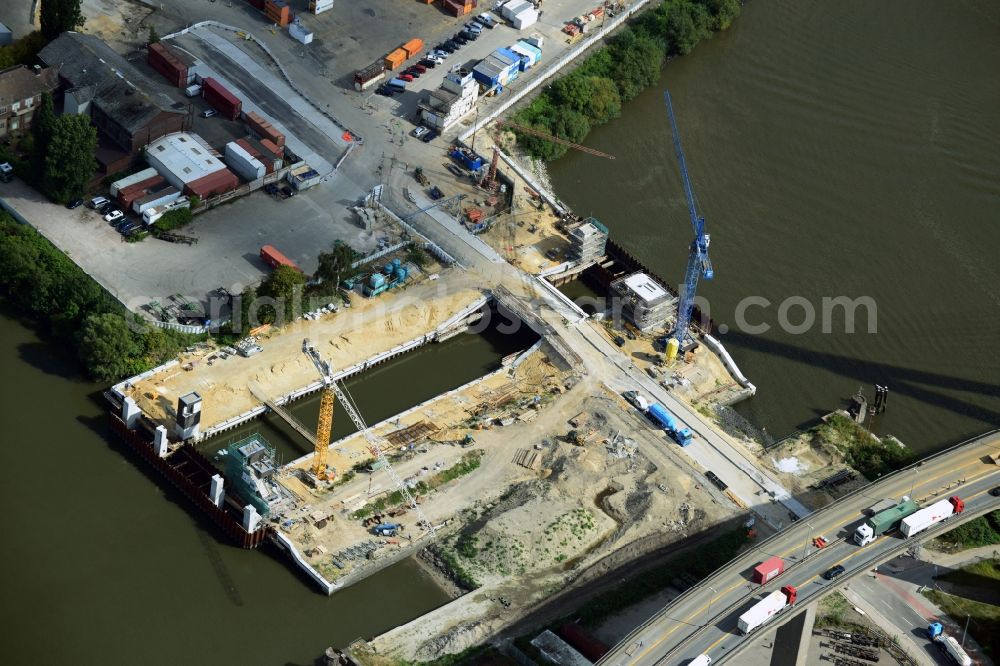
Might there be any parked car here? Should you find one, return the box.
[399,73,414,82]
[65,198,84,209]
[375,85,395,97]
[446,164,465,178]
[822,565,846,581]
[419,58,437,69]
[475,15,495,29]
[411,126,429,138]
[437,42,456,53]
[281,185,295,198]
[465,22,482,33]
[201,108,217,118]
[410,63,428,73]
[421,129,439,143]
[104,209,124,223]
[428,186,444,200]
[89,196,109,209]
[120,222,141,235]
[459,30,478,41]
[403,68,421,78]
[452,34,468,45]
[990,486,1000,497]
[444,39,461,50]
[99,201,117,215]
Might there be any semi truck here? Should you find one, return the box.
[926,623,972,666]
[900,496,964,537]
[687,655,711,666]
[737,585,797,634]
[853,496,919,546]
[647,403,693,446]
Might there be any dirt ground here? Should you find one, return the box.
[364,375,738,662]
[80,0,154,49]
[124,269,481,432]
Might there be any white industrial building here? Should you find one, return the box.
[611,272,676,332]
[418,70,479,131]
[145,131,239,198]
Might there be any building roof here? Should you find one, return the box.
[148,132,227,185]
[622,273,668,304]
[0,65,59,107]
[38,32,183,134]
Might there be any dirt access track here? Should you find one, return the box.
[124,270,481,432]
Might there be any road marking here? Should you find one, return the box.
[617,458,999,661]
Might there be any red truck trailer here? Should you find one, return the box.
[752,556,785,584]
[260,245,302,273]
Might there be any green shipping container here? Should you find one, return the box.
[868,498,919,535]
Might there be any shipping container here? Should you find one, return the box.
[110,168,159,197]
[384,48,408,70]
[737,586,796,635]
[119,176,166,209]
[142,197,190,225]
[147,42,188,88]
[260,245,302,272]
[752,556,784,584]
[524,32,544,48]
[556,623,608,662]
[354,61,387,91]
[443,0,474,17]
[201,77,242,120]
[508,43,535,70]
[402,38,424,58]
[289,21,314,45]
[132,186,181,214]
[185,169,239,199]
[265,0,291,27]
[309,0,333,14]
[244,111,285,148]
[225,141,266,181]
[501,0,532,20]
[512,7,539,30]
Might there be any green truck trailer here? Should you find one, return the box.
[854,497,919,546]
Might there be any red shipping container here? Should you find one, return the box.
[186,169,239,199]
[556,623,609,662]
[244,111,285,148]
[201,77,242,120]
[147,42,188,88]
[118,175,166,208]
[752,556,784,584]
[260,245,302,272]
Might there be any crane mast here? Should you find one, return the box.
[663,90,713,361]
[302,339,434,534]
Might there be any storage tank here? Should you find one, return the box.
[394,267,408,282]
[370,273,386,289]
[392,258,401,269]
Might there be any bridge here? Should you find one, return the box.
[600,430,1000,665]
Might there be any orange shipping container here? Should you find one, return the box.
[384,48,407,70]
[402,38,424,58]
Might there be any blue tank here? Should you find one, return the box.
[370,273,386,288]
[392,258,402,269]
[394,267,408,282]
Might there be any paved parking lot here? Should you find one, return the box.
[0,177,399,315]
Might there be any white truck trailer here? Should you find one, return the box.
[737,585,797,634]
[900,496,964,537]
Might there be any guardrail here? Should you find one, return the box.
[599,428,1000,664]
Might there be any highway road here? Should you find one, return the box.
[599,431,1000,666]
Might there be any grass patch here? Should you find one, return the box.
[575,527,750,627]
[924,589,1000,660]
[815,592,857,628]
[937,558,1000,587]
[932,511,1000,551]
[398,644,497,666]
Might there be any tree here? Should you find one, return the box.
[695,0,742,30]
[29,92,56,181]
[314,242,358,293]
[661,1,713,56]
[582,76,622,125]
[78,313,142,382]
[608,32,665,100]
[549,74,595,114]
[147,24,160,45]
[40,0,85,41]
[258,265,306,323]
[40,114,96,203]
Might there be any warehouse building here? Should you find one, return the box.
[146,132,238,199]
[610,272,675,332]
[38,32,189,174]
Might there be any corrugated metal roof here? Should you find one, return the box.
[148,132,228,185]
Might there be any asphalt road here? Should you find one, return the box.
[598,431,1000,666]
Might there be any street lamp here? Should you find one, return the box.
[705,585,718,626]
[908,467,918,497]
[801,522,814,560]
[961,614,970,647]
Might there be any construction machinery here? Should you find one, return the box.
[663,90,714,362]
[302,339,435,534]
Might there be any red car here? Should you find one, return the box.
[399,73,414,82]
[410,64,428,73]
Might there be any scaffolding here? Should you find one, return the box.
[223,433,290,518]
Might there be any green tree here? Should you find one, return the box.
[29,92,56,182]
[0,32,47,69]
[695,0,742,30]
[41,114,97,203]
[147,24,160,45]
[582,76,622,125]
[77,313,142,382]
[314,242,358,293]
[549,73,595,114]
[608,32,665,100]
[660,0,713,56]
[258,265,306,323]
[40,0,85,41]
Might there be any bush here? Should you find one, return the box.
[152,207,193,234]
[935,511,1000,550]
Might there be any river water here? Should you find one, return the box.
[0,310,530,665]
[549,0,1000,453]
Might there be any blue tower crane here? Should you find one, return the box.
[663,90,713,360]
